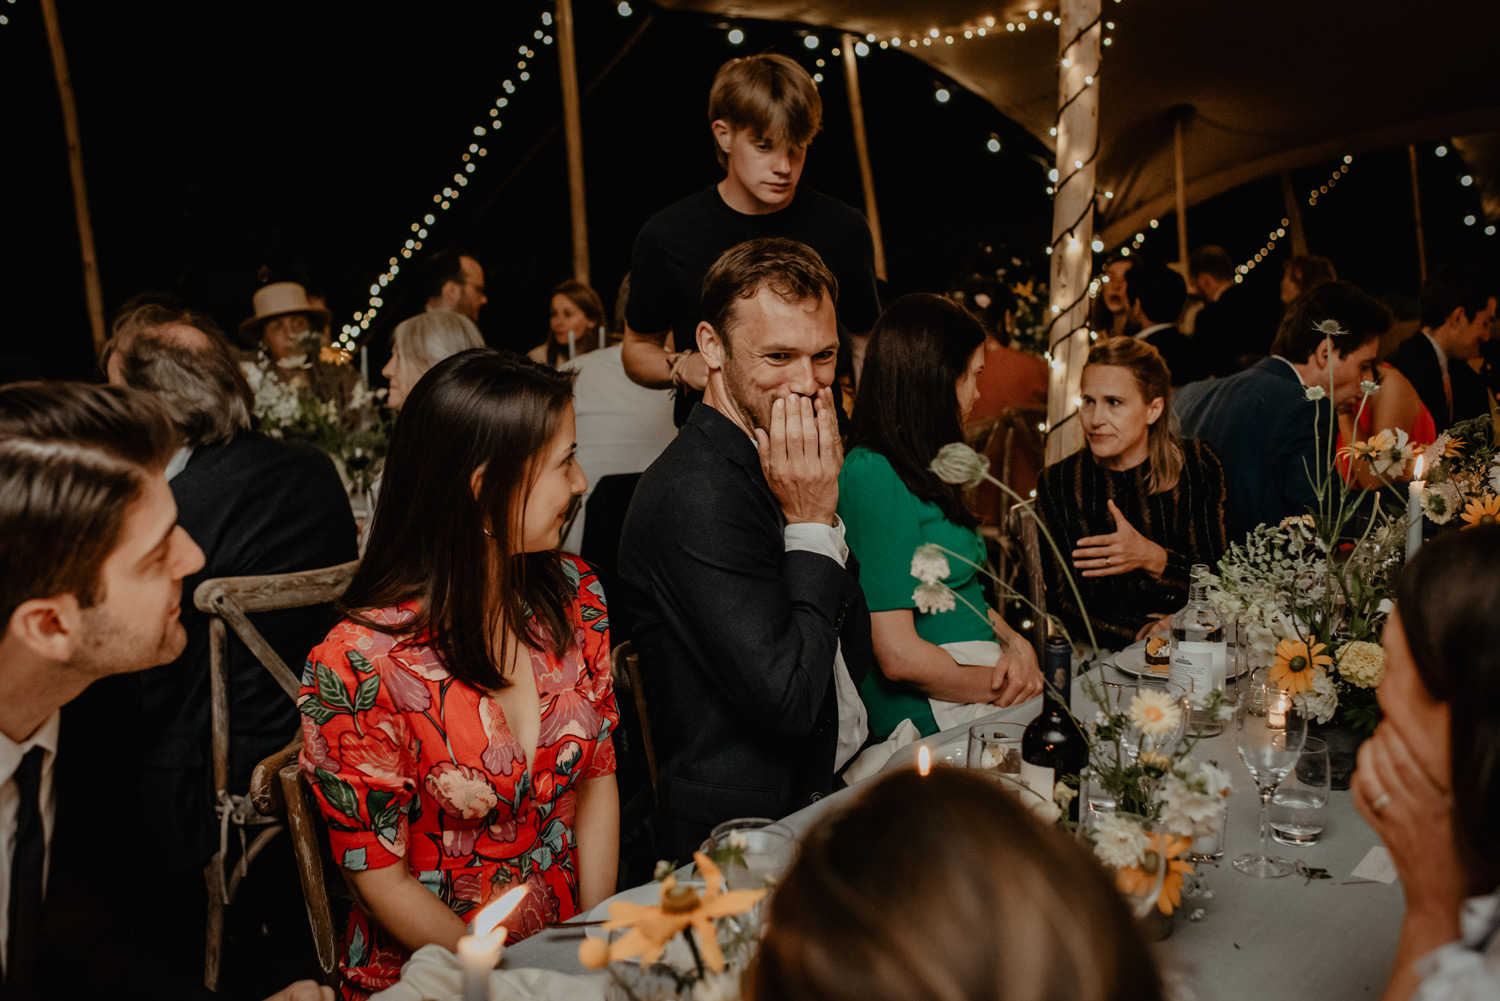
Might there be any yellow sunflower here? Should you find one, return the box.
[579,852,766,972]
[1116,832,1195,915]
[1460,494,1500,529]
[1270,637,1332,695]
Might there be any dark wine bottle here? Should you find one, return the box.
[1020,637,1088,822]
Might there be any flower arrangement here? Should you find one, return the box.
[242,331,389,495]
[1411,412,1500,529]
[578,853,764,1001]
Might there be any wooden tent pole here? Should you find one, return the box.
[557,0,590,284]
[1045,0,1102,465]
[1407,144,1428,286]
[39,0,106,358]
[1280,172,1309,256]
[841,34,887,282]
[1173,114,1189,265]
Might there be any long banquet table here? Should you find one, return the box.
[506,662,1403,1000]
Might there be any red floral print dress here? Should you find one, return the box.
[297,556,618,1000]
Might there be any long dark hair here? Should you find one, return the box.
[750,768,1164,1001]
[850,293,985,528]
[546,280,606,367]
[1394,524,1500,891]
[341,349,579,689]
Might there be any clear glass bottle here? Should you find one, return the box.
[1170,564,1227,735]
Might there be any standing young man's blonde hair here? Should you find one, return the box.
[707,53,822,169]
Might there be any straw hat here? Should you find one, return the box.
[238,282,331,343]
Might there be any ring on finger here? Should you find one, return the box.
[1372,791,1392,815]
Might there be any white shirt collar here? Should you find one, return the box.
[1270,355,1306,386]
[164,445,194,482]
[1136,322,1173,340]
[0,711,61,788]
[1421,330,1450,376]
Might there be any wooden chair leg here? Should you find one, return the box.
[280,764,341,987]
[203,853,225,990]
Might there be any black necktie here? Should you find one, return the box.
[2,746,46,998]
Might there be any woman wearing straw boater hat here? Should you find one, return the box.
[239,281,332,366]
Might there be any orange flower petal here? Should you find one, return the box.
[690,916,727,973]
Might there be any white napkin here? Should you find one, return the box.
[841,718,922,785]
[929,641,1007,731]
[369,945,606,1001]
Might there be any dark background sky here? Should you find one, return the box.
[3,1,1496,382]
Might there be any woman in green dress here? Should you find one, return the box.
[838,293,1041,740]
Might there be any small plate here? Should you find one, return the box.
[1111,640,1171,678]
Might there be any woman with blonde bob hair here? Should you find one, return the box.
[381,311,485,410]
[749,767,1164,1001]
[1035,336,1228,649]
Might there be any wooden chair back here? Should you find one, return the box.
[1008,501,1049,658]
[610,640,658,805]
[192,559,358,989]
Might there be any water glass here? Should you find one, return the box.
[1186,801,1228,862]
[967,722,1026,788]
[1271,737,1330,846]
[700,819,796,890]
[1232,681,1308,878]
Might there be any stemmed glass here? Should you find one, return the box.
[1232,679,1308,877]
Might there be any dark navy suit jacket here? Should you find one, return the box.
[1174,357,1325,543]
[618,404,873,863]
[1385,331,1491,430]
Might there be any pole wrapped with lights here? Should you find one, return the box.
[338,5,561,350]
[1044,0,1103,464]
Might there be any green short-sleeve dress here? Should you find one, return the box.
[837,446,990,739]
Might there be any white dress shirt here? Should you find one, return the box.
[163,445,194,483]
[782,517,869,771]
[0,711,60,967]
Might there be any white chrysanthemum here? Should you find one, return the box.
[1294,670,1339,724]
[1092,814,1149,869]
[1421,482,1462,525]
[1127,688,1183,739]
[912,583,956,615]
[1370,428,1414,479]
[1338,640,1384,689]
[1489,456,1500,494]
[1195,761,1233,799]
[1304,385,1327,401]
[929,442,990,488]
[1359,379,1380,396]
[910,544,951,585]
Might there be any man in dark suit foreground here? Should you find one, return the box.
[0,382,329,1000]
[1384,264,1496,431]
[1175,281,1391,543]
[619,238,875,862]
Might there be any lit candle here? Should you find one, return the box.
[598,323,607,351]
[567,329,576,361]
[1266,690,1290,730]
[1407,453,1426,561]
[360,346,370,383]
[456,885,528,1001]
[917,745,932,776]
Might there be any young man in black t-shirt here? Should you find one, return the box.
[622,52,881,424]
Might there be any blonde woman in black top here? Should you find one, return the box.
[1035,336,1228,650]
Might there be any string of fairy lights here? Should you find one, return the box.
[0,0,14,27]
[337,5,561,350]
[1436,144,1499,237]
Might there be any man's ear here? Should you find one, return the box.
[710,119,734,156]
[7,596,82,664]
[1446,305,1469,330]
[698,321,726,371]
[442,280,465,309]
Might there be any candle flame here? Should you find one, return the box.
[917,745,932,776]
[1413,452,1426,481]
[472,885,528,940]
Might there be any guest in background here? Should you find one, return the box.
[619,238,874,862]
[1354,526,1500,1001]
[532,279,607,368]
[749,767,1164,1001]
[1125,261,1204,386]
[838,293,1040,740]
[104,303,357,896]
[239,280,333,368]
[1176,281,1390,542]
[382,311,484,410]
[621,53,880,425]
[1037,337,1227,650]
[1090,256,1135,339]
[1280,254,1338,305]
[420,247,488,323]
[300,350,618,1000]
[0,381,329,1001]
[1191,245,1278,377]
[1384,265,1495,431]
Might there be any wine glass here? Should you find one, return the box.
[1232,680,1308,878]
[1098,680,1190,763]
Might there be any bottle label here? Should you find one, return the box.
[1019,759,1055,811]
[1169,640,1225,698]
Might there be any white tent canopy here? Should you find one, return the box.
[659,0,1500,250]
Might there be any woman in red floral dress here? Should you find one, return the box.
[298,350,620,999]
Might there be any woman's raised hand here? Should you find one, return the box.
[1072,499,1169,578]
